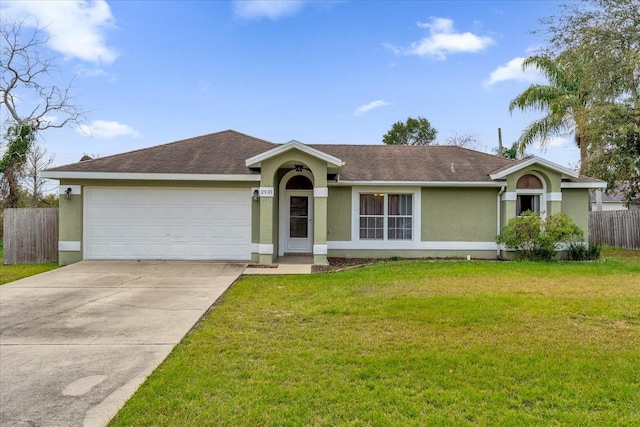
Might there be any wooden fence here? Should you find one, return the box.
[589,210,640,250]
[3,208,59,264]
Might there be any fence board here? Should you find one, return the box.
[2,208,59,264]
[589,210,640,250]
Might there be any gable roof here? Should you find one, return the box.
[43,130,602,186]
[246,140,344,169]
[45,130,274,176]
[489,156,579,180]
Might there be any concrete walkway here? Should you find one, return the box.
[243,255,314,275]
[0,261,245,427]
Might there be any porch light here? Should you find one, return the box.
[65,187,72,200]
[252,189,259,201]
[294,164,304,172]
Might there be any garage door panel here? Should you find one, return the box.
[84,188,251,260]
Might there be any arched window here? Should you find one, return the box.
[516,174,544,215]
[286,175,313,190]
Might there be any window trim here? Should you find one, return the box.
[351,186,421,245]
[515,172,546,218]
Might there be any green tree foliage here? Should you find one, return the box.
[509,53,593,170]
[496,211,584,261]
[382,116,438,146]
[513,0,640,200]
[495,141,526,160]
[1,123,37,208]
[586,105,640,206]
[539,0,640,116]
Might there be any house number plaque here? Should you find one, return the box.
[259,187,274,197]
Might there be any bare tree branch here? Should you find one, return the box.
[1,18,84,130]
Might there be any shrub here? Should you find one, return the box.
[568,242,602,261]
[496,211,584,261]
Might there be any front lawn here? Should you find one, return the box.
[0,240,58,285]
[111,250,640,426]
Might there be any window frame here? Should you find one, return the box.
[514,173,546,217]
[352,187,420,244]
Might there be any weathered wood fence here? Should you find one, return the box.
[2,208,59,264]
[589,210,640,250]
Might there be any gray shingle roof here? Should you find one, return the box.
[47,129,591,183]
[48,130,274,175]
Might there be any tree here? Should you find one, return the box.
[444,132,479,150]
[382,116,438,146]
[538,0,640,120]
[1,123,35,208]
[1,19,82,207]
[586,105,640,207]
[494,141,526,160]
[508,53,594,172]
[525,0,640,200]
[23,143,55,206]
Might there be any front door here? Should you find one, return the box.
[285,190,313,253]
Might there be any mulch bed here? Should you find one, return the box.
[312,257,391,273]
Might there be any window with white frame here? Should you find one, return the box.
[516,174,544,216]
[359,193,413,240]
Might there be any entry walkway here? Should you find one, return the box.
[243,255,314,275]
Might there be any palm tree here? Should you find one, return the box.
[509,54,593,173]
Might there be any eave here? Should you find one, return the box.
[41,171,261,182]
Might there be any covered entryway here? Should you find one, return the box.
[280,174,314,255]
[84,187,251,260]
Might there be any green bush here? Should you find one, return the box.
[568,242,602,261]
[496,211,584,261]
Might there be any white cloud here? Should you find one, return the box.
[535,135,571,149]
[387,17,494,60]
[354,100,390,115]
[76,120,141,139]
[485,57,545,86]
[233,0,306,20]
[2,0,118,64]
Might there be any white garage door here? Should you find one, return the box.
[84,187,251,260]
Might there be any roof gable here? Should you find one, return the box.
[245,140,344,168]
[489,156,579,180]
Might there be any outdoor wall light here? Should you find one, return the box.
[294,164,304,172]
[65,187,72,200]
[252,189,259,201]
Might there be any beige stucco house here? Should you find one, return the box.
[42,130,606,265]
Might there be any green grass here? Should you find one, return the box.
[109,250,640,426]
[110,248,640,426]
[0,240,58,285]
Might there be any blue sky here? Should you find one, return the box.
[1,0,581,169]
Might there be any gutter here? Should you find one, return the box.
[496,185,507,258]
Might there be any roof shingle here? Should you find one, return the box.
[48,130,590,183]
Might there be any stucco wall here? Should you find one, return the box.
[327,186,351,241]
[561,189,590,237]
[421,187,498,242]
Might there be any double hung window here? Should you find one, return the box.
[359,193,413,240]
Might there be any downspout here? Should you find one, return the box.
[496,185,506,258]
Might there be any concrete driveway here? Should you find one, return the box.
[0,260,246,427]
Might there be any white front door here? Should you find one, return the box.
[285,190,313,253]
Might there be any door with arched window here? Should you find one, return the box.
[284,175,314,253]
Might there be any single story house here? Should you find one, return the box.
[43,130,606,265]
